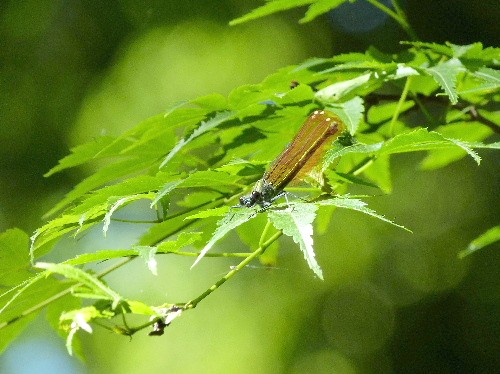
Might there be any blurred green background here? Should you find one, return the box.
[1,1,499,373]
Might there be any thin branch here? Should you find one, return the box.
[364,0,417,40]
[389,75,413,136]
[183,230,283,310]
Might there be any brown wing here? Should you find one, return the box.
[263,110,346,190]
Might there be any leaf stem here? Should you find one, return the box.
[183,230,282,310]
[259,220,273,248]
[389,75,413,136]
[364,0,418,41]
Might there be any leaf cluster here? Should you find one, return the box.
[0,28,499,356]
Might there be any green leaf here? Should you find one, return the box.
[359,155,392,193]
[65,249,137,266]
[230,0,314,25]
[268,203,322,279]
[135,246,158,276]
[0,229,32,285]
[125,300,158,316]
[299,0,347,23]
[0,229,41,354]
[45,156,156,217]
[159,110,236,168]
[62,232,201,267]
[151,179,183,207]
[425,58,464,104]
[35,263,122,308]
[1,272,68,354]
[472,67,500,88]
[0,313,37,356]
[156,232,202,253]
[316,196,411,232]
[459,226,500,258]
[420,123,493,170]
[378,129,483,164]
[44,136,116,177]
[315,73,372,102]
[102,194,151,236]
[448,42,484,58]
[327,96,364,134]
[184,206,230,220]
[73,173,176,214]
[179,170,241,189]
[323,126,491,173]
[400,41,453,57]
[191,210,256,268]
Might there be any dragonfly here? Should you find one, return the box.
[237,109,347,209]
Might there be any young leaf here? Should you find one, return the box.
[268,203,322,279]
[60,305,115,355]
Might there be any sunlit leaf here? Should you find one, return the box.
[459,226,500,258]
[102,194,151,236]
[135,246,158,275]
[191,210,256,268]
[268,203,322,279]
[36,263,122,308]
[300,0,347,23]
[316,196,411,232]
[425,58,464,104]
[230,0,314,25]
[315,73,372,102]
[327,96,364,134]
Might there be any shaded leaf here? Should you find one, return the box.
[0,229,41,354]
[160,110,236,168]
[44,136,116,177]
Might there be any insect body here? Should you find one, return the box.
[239,110,347,208]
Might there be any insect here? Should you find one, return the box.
[238,109,347,209]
